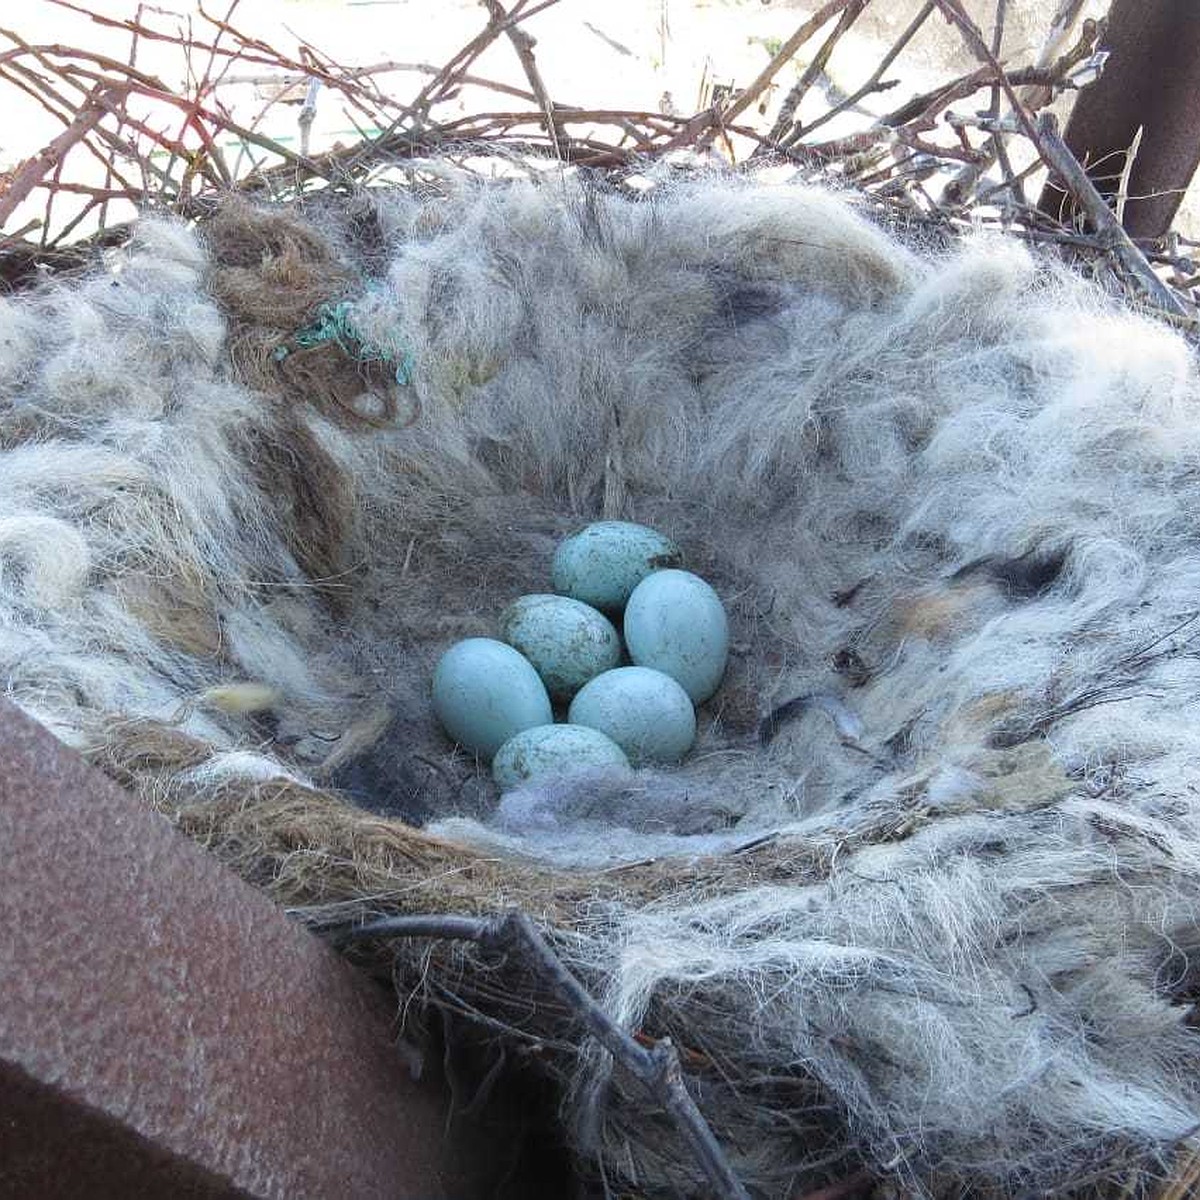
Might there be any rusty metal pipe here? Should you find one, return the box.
[0,699,493,1199]
[1040,0,1200,242]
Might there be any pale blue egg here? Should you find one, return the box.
[492,724,630,790]
[499,594,621,701]
[624,569,729,702]
[552,521,681,611]
[568,666,695,764]
[432,638,552,759]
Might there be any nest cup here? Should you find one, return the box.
[4,172,1200,1198]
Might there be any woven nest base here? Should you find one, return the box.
[3,170,1200,1197]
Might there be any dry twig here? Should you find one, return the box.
[0,8,1194,332]
[1036,112,1192,321]
[714,0,859,131]
[0,84,119,227]
[332,910,752,1200]
[763,0,867,149]
[481,0,561,158]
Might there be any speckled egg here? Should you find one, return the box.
[567,666,695,765]
[492,724,630,790]
[624,569,729,703]
[499,594,621,701]
[432,638,552,759]
[551,521,682,611]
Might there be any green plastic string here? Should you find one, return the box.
[274,299,414,385]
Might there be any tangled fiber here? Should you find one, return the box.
[4,167,1200,1196]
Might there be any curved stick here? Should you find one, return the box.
[332,909,751,1200]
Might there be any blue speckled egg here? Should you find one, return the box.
[432,638,552,759]
[552,521,681,611]
[499,594,621,701]
[624,569,729,702]
[567,666,695,765]
[492,724,630,790]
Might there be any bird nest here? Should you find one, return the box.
[3,4,1200,1198]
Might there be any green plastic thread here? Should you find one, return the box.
[274,299,413,385]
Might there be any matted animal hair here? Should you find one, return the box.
[3,166,1200,1196]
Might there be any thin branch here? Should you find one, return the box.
[1,0,1193,325]
[1113,124,1143,229]
[1024,0,1090,110]
[765,0,867,148]
[797,1,935,141]
[716,0,858,130]
[363,0,560,150]
[1036,112,1192,321]
[0,85,117,229]
[0,59,141,196]
[989,0,1007,112]
[50,0,405,118]
[930,0,1041,145]
[481,0,561,158]
[0,32,333,183]
[333,910,751,1200]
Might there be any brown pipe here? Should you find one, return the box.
[0,699,494,1199]
[1040,0,1200,242]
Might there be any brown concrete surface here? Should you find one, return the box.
[0,699,491,1199]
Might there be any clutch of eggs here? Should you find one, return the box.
[431,521,729,785]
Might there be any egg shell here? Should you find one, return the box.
[492,724,630,790]
[499,594,621,701]
[552,521,682,611]
[623,569,730,702]
[432,638,553,759]
[568,666,695,765]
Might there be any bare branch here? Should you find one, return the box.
[796,1,936,142]
[0,85,117,229]
[717,0,859,129]
[333,910,751,1200]
[481,0,561,158]
[766,0,867,148]
[1037,112,1192,321]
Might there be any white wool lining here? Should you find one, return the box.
[2,172,1200,1193]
